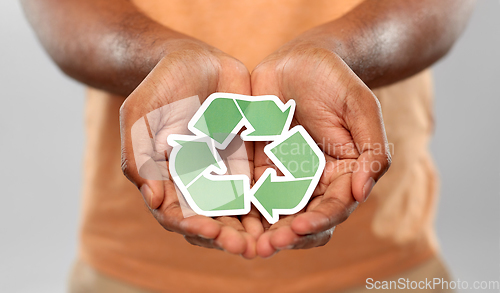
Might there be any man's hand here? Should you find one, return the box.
[120,41,263,259]
[251,45,391,258]
[248,0,475,258]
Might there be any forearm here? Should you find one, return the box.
[292,0,476,88]
[21,0,195,96]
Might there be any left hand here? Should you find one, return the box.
[251,43,392,257]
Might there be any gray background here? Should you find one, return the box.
[0,1,498,292]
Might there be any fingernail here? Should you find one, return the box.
[197,234,211,240]
[362,178,375,202]
[140,184,154,208]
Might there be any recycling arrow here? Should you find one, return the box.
[235,99,292,137]
[169,138,222,187]
[168,135,250,217]
[252,171,312,222]
[167,93,325,223]
[249,126,324,223]
[189,94,294,149]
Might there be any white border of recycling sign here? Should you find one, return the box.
[168,93,325,224]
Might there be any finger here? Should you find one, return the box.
[258,220,333,255]
[185,228,256,259]
[241,206,264,239]
[256,230,278,258]
[216,58,251,95]
[120,99,166,209]
[267,214,331,250]
[271,226,335,250]
[291,173,358,235]
[180,214,255,256]
[241,232,258,259]
[184,235,222,250]
[353,147,391,202]
[250,62,281,97]
[269,225,299,250]
[288,228,334,249]
[215,226,247,255]
[153,182,255,257]
[155,205,222,239]
[344,86,391,202]
[144,180,220,239]
[213,217,249,255]
[256,215,295,257]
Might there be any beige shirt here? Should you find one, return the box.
[79,1,439,292]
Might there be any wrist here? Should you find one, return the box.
[265,22,381,88]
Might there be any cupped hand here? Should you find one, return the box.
[251,43,392,257]
[120,40,263,259]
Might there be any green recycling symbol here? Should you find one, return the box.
[167,93,325,224]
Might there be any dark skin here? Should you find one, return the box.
[22,0,475,258]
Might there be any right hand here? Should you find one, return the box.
[119,40,263,259]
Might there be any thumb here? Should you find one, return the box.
[346,89,392,203]
[120,98,166,209]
